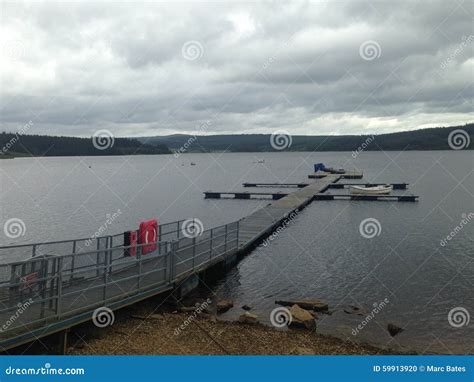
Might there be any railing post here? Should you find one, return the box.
[192,236,196,271]
[236,221,240,248]
[167,243,172,283]
[40,258,47,319]
[224,224,228,254]
[137,245,142,291]
[209,228,213,261]
[103,249,109,303]
[49,257,55,310]
[96,239,100,278]
[107,236,112,275]
[71,240,76,280]
[32,245,36,258]
[169,241,177,283]
[158,225,162,255]
[57,256,63,320]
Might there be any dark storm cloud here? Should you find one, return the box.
[1,0,472,136]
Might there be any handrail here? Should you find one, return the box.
[0,220,240,344]
[0,219,187,254]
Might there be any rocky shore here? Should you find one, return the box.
[69,300,398,355]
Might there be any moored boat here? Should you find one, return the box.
[349,185,393,195]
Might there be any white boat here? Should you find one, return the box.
[349,185,393,195]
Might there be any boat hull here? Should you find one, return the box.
[349,185,393,195]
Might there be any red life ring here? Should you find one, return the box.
[139,219,158,255]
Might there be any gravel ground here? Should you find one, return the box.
[70,308,395,355]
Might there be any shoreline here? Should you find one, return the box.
[69,304,405,356]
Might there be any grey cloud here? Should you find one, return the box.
[0,0,472,137]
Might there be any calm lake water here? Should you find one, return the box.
[0,151,473,353]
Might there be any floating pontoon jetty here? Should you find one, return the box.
[0,167,418,352]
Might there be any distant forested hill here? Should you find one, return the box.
[140,123,473,153]
[0,133,170,157]
[1,123,472,158]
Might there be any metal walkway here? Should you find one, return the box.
[0,220,239,350]
[238,175,340,251]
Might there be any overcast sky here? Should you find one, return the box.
[1,0,473,137]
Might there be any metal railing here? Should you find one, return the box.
[0,219,190,264]
[0,220,239,344]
